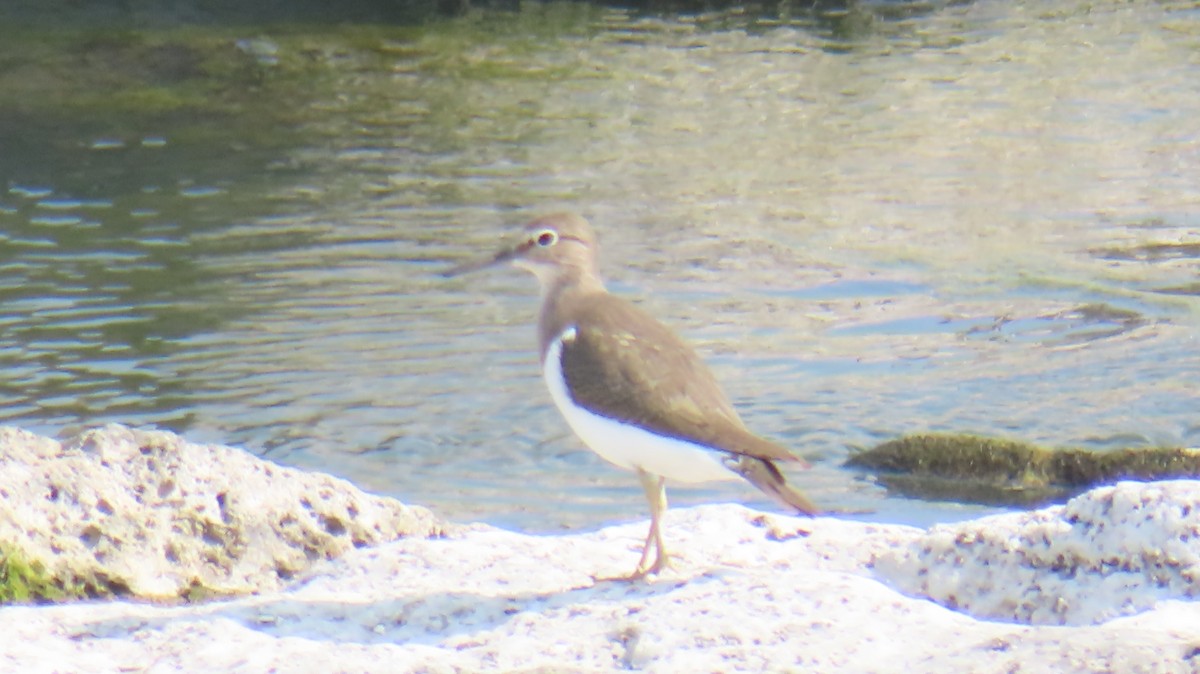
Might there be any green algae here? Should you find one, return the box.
[0,26,327,135]
[0,4,604,146]
[0,544,107,604]
[845,434,1200,507]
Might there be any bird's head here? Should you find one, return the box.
[442,213,600,288]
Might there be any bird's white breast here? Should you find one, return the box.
[542,327,740,484]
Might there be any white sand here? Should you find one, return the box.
[2,481,1198,673]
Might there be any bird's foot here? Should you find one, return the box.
[630,554,674,580]
[594,552,674,583]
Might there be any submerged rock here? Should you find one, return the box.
[845,433,1200,506]
[0,425,447,602]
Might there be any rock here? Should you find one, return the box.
[1,495,1199,673]
[844,433,1200,507]
[0,425,447,601]
[874,480,1200,625]
[2,425,1199,672]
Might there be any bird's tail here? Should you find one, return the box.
[734,457,820,516]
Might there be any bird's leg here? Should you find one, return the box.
[626,471,671,580]
[591,471,673,582]
[646,473,671,574]
[632,520,656,576]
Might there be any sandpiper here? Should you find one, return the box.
[443,213,818,579]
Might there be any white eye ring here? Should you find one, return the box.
[534,229,558,247]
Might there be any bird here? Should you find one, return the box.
[442,213,819,579]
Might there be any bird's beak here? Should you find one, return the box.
[440,240,526,278]
[444,232,542,277]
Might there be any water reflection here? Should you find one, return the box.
[0,129,321,430]
[0,0,1197,532]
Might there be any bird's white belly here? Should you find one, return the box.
[543,329,740,484]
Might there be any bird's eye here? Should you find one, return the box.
[535,230,558,247]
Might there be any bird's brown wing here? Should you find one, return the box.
[558,294,801,464]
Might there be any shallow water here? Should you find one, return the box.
[2,0,1198,532]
